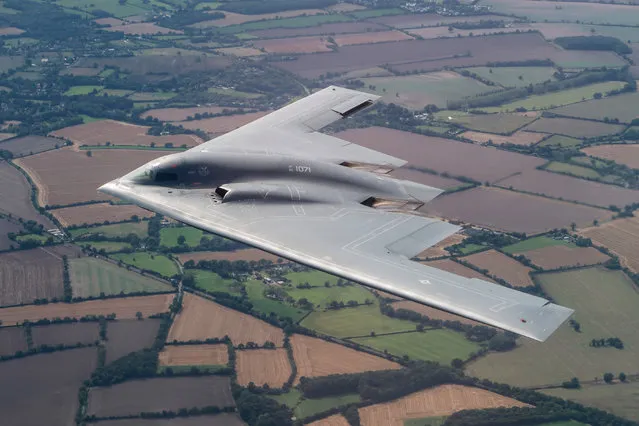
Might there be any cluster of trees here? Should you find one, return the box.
[235,389,294,426]
[62,255,72,302]
[158,10,225,28]
[0,341,95,362]
[184,257,269,278]
[450,19,506,30]
[554,35,632,55]
[447,230,516,255]
[590,337,624,349]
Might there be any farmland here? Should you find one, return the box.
[141,106,237,122]
[111,252,179,278]
[0,218,20,250]
[421,186,613,234]
[87,376,234,417]
[211,14,353,34]
[0,348,97,426]
[0,161,53,226]
[538,135,582,148]
[392,300,483,327]
[463,250,534,287]
[195,9,327,27]
[524,117,625,139]
[580,217,639,272]
[69,257,173,298]
[244,279,310,322]
[461,130,546,146]
[159,226,205,247]
[417,233,466,259]
[0,327,27,356]
[544,161,601,179]
[333,30,413,46]
[104,23,181,35]
[462,66,557,88]
[70,221,148,239]
[468,267,639,387]
[168,293,284,345]
[424,259,494,281]
[249,21,385,38]
[159,344,229,367]
[358,384,528,426]
[252,36,333,53]
[31,322,98,347]
[0,135,61,157]
[236,348,291,387]
[523,245,609,270]
[95,415,245,426]
[105,319,161,364]
[582,144,639,170]
[296,394,361,419]
[177,248,283,264]
[308,415,350,426]
[190,270,240,295]
[433,111,538,134]
[0,294,173,326]
[549,92,639,124]
[16,148,167,206]
[301,305,415,338]
[53,203,152,227]
[175,111,269,136]
[290,334,400,384]
[0,248,64,307]
[369,13,513,29]
[389,168,462,190]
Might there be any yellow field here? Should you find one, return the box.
[580,217,639,272]
[158,344,229,366]
[236,349,291,387]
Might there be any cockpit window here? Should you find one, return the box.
[155,171,178,182]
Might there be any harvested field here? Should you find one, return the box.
[159,344,229,366]
[0,294,173,326]
[461,130,547,146]
[104,23,181,35]
[417,233,465,259]
[390,167,463,190]
[549,92,639,124]
[464,250,534,287]
[176,111,269,136]
[336,127,545,183]
[31,322,98,347]
[250,22,385,38]
[252,36,332,53]
[435,111,538,134]
[236,348,291,387]
[392,300,482,326]
[424,259,494,282]
[50,120,202,147]
[52,203,152,227]
[168,293,284,345]
[0,327,27,356]
[0,27,24,35]
[582,144,639,169]
[0,135,61,157]
[523,245,609,270]
[421,186,613,234]
[333,30,413,46]
[141,106,237,122]
[308,415,350,426]
[177,248,284,264]
[0,161,54,226]
[17,148,168,206]
[201,9,326,27]
[497,169,639,208]
[76,55,231,76]
[216,46,264,57]
[359,384,528,426]
[580,217,639,272]
[95,17,123,26]
[96,415,245,426]
[87,376,234,417]
[291,334,400,384]
[105,319,161,363]
[0,218,20,250]
[0,248,63,307]
[524,117,625,138]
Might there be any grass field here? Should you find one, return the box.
[286,270,339,287]
[285,284,373,309]
[70,222,148,239]
[14,233,50,243]
[457,244,486,255]
[216,14,353,34]
[112,252,179,277]
[544,161,601,179]
[53,0,161,18]
[502,236,574,254]
[82,241,132,253]
[544,384,639,422]
[549,91,639,124]
[191,270,241,295]
[69,257,172,297]
[349,8,405,18]
[297,394,361,418]
[63,85,103,96]
[433,111,537,134]
[353,329,479,364]
[207,87,263,99]
[301,305,416,338]
[464,66,556,88]
[244,279,309,322]
[538,135,582,148]
[160,226,205,247]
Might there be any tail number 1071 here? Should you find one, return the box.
[290,165,312,173]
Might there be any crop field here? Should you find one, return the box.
[291,334,400,384]
[105,319,161,363]
[580,217,639,272]
[160,226,206,247]
[196,9,327,27]
[50,120,202,147]
[70,221,148,239]
[582,144,639,170]
[87,376,235,418]
[76,55,232,77]
[407,26,521,40]
[53,203,152,227]
[128,91,177,101]
[544,161,601,179]
[435,111,538,134]
[104,23,180,35]
[549,92,639,124]
[353,329,479,364]
[0,348,97,426]
[0,248,64,307]
[417,233,466,259]
[296,394,361,419]
[302,305,416,338]
[69,257,172,298]
[464,250,534,287]
[523,245,609,270]
[249,21,385,38]
[216,46,264,57]
[252,36,332,53]
[0,294,173,326]
[211,14,354,34]
[0,327,27,356]
[141,106,237,122]
[497,169,639,209]
[537,134,582,147]
[524,117,625,139]
[95,414,245,426]
[0,218,20,250]
[190,270,239,295]
[528,22,639,43]
[421,186,613,234]
[462,66,556,88]
[244,279,310,322]
[176,111,269,136]
[337,127,545,183]
[177,248,283,264]
[159,344,229,367]
[0,161,53,226]
[308,415,350,426]
[286,284,373,308]
[424,259,494,281]
[111,253,179,278]
[333,30,413,46]
[286,270,339,287]
[468,267,639,387]
[0,135,61,157]
[370,13,513,29]
[31,322,99,347]
[168,293,284,345]
[461,130,547,146]
[17,148,167,206]
[64,85,103,96]
[359,384,528,426]
[389,168,462,190]
[392,300,483,327]
[236,348,291,387]
[503,235,573,254]
[54,0,160,18]
[359,71,490,110]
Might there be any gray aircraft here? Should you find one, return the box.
[99,86,573,341]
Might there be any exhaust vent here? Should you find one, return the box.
[361,196,423,211]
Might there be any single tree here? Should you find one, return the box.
[603,372,614,383]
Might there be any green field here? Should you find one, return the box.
[544,384,639,423]
[538,135,582,148]
[15,233,50,243]
[101,89,134,97]
[70,222,148,239]
[82,241,132,253]
[544,161,601,179]
[207,87,263,99]
[48,0,165,18]
[194,1,220,10]
[128,91,176,101]
[502,236,575,254]
[416,124,452,135]
[216,14,353,33]
[296,393,361,418]
[63,85,103,96]
[353,329,479,364]
[99,68,115,78]
[301,305,415,338]
[468,267,639,387]
[433,111,537,134]
[349,8,404,18]
[112,252,179,278]
[285,283,373,309]
[191,270,241,295]
[160,226,205,247]
[286,270,340,286]
[405,417,446,426]
[464,67,557,88]
[69,257,173,298]
[79,115,103,123]
[456,244,487,255]
[549,91,639,124]
[481,81,627,113]
[245,279,309,322]
[270,388,302,408]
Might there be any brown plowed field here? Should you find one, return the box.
[0,248,64,307]
[217,47,265,57]
[95,414,245,426]
[461,131,548,146]
[0,27,24,35]
[0,160,54,226]
[141,106,237,122]
[104,23,181,35]
[159,344,229,366]
[52,203,153,227]
[464,250,534,287]
[389,167,462,190]
[423,259,494,282]
[0,218,21,250]
[392,300,483,327]
[194,9,326,27]
[95,17,123,26]
[50,120,203,147]
[580,217,639,272]
[523,244,609,269]
[290,334,400,384]
[336,127,545,183]
[253,36,331,53]
[175,111,270,135]
[177,249,285,264]
[250,22,385,38]
[417,233,466,259]
[31,322,99,347]
[168,293,284,345]
[17,148,168,206]
[333,31,413,46]
[308,415,351,426]
[359,384,529,426]
[236,348,291,387]
[524,118,625,138]
[0,294,173,326]
[0,135,61,157]
[582,144,639,169]
[0,327,27,356]
[105,319,162,364]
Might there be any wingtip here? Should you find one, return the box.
[524,303,574,342]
